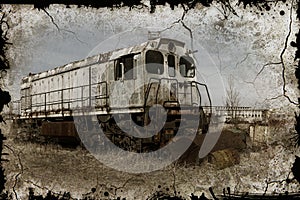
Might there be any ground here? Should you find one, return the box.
[2,119,300,199]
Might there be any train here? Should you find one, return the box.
[9,33,212,152]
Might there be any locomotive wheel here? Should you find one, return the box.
[74,116,102,148]
[74,117,88,133]
[96,107,181,153]
[97,114,111,123]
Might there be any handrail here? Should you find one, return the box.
[144,77,180,108]
[191,81,212,115]
[22,81,107,97]
[144,78,212,112]
[144,77,160,108]
[17,77,212,118]
[20,81,108,116]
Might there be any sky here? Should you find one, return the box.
[3,3,299,109]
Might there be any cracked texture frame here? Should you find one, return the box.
[1,0,300,199]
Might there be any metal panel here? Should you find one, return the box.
[41,121,78,137]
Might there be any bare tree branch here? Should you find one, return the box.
[41,8,88,45]
[253,62,282,82]
[225,76,241,108]
[263,172,292,195]
[234,53,255,69]
[4,144,23,200]
[181,21,194,51]
[280,0,298,105]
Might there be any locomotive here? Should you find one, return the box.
[13,33,212,152]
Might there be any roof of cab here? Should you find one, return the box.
[23,38,187,82]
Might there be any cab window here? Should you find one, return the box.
[115,60,122,80]
[146,50,164,75]
[168,55,175,77]
[179,56,195,78]
[115,54,134,80]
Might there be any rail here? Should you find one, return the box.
[13,78,212,118]
[144,77,180,108]
[20,81,108,117]
[144,78,212,115]
[191,81,212,115]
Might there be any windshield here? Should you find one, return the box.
[145,50,164,75]
[179,56,195,78]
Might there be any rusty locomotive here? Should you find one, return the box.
[11,34,212,152]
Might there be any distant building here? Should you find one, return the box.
[208,106,269,124]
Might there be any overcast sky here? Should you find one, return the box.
[3,3,298,109]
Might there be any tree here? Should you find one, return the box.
[224,76,241,123]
